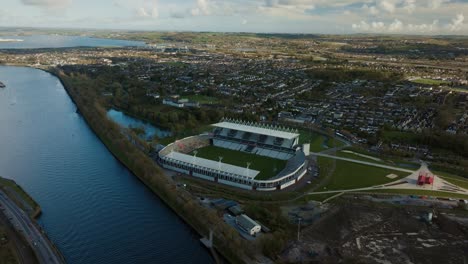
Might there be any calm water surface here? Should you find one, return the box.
[107,109,172,140]
[0,35,145,49]
[0,66,213,264]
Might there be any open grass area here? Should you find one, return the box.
[410,78,450,86]
[157,124,213,146]
[298,129,325,149]
[335,151,387,164]
[298,129,345,152]
[434,171,468,190]
[328,137,346,148]
[381,130,420,144]
[317,157,408,191]
[192,146,287,180]
[307,134,327,152]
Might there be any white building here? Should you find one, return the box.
[236,214,261,236]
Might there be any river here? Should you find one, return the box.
[0,66,213,263]
[107,109,172,140]
[0,35,146,49]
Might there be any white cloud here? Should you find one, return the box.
[379,0,396,13]
[362,4,379,16]
[259,0,316,17]
[407,20,439,32]
[136,0,159,18]
[389,19,403,31]
[449,13,464,31]
[429,0,449,9]
[21,0,72,8]
[403,0,416,14]
[352,21,370,31]
[353,18,445,34]
[137,7,158,18]
[191,0,210,16]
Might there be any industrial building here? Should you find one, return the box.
[235,214,261,236]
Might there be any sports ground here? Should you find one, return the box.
[191,146,287,180]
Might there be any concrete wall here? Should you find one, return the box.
[256,187,277,191]
[280,180,295,189]
[297,170,306,181]
[218,179,252,190]
[162,164,189,175]
[193,172,215,182]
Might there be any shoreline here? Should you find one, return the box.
[0,176,66,264]
[43,67,242,263]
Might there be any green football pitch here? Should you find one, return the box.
[191,146,287,180]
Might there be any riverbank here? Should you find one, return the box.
[48,68,248,263]
[0,176,66,264]
[0,177,41,218]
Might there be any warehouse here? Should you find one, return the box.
[235,214,261,236]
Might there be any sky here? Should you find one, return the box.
[0,0,467,35]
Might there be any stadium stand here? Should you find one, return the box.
[157,119,307,191]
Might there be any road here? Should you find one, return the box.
[0,190,64,264]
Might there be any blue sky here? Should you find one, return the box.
[1,0,467,34]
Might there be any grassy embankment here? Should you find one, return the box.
[410,78,450,86]
[54,70,250,263]
[0,177,41,218]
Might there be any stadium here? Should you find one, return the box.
[157,119,309,191]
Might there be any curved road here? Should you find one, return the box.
[0,190,63,264]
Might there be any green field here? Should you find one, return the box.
[335,151,387,164]
[192,146,287,180]
[381,130,419,144]
[184,95,220,104]
[298,129,345,152]
[317,157,408,191]
[435,171,468,190]
[410,78,450,86]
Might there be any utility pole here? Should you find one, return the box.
[297,217,302,242]
[218,156,223,170]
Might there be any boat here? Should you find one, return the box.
[0,81,5,88]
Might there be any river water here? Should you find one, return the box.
[0,66,213,263]
[107,109,172,140]
[0,35,146,49]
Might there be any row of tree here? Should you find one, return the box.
[54,69,252,263]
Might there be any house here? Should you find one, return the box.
[163,99,184,108]
[236,214,261,236]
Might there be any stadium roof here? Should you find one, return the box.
[212,121,299,140]
[166,151,260,179]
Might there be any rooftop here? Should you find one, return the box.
[236,214,260,229]
[213,120,299,140]
[165,151,260,179]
